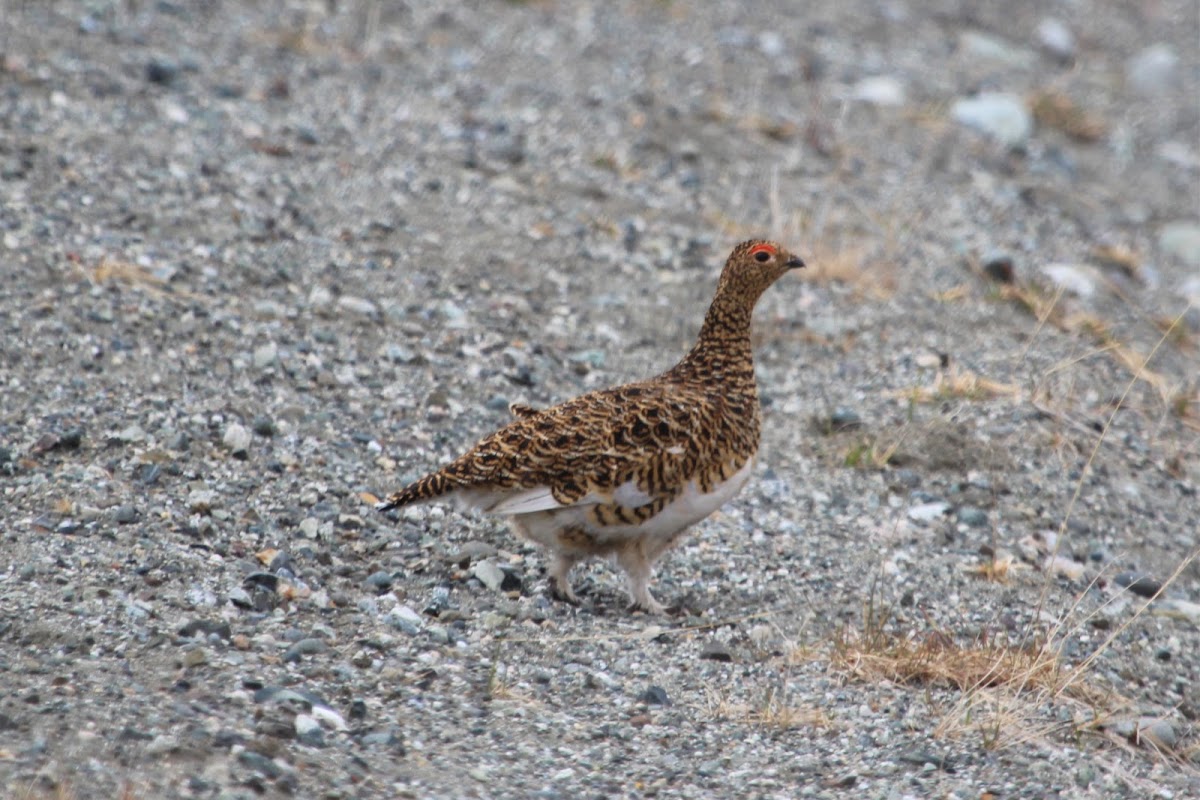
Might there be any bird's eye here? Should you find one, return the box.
[754,250,771,263]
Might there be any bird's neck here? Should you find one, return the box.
[668,291,758,386]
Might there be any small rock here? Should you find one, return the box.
[851,76,906,107]
[113,505,138,524]
[178,619,232,640]
[1107,717,1177,750]
[1126,44,1178,93]
[294,713,325,747]
[982,254,1015,283]
[337,296,379,317]
[1035,18,1075,63]
[145,58,179,86]
[384,605,423,635]
[907,501,951,523]
[223,423,251,458]
[639,686,672,706]
[364,571,393,594]
[252,342,278,370]
[251,415,277,437]
[182,648,208,668]
[959,31,1036,67]
[1158,221,1200,267]
[1041,263,1099,298]
[1114,571,1161,599]
[237,751,282,779]
[186,490,217,514]
[59,428,84,449]
[227,587,254,609]
[243,572,279,592]
[829,408,863,431]
[116,424,147,444]
[1044,556,1086,581]
[951,92,1033,148]
[699,641,734,663]
[283,638,328,663]
[471,560,506,592]
[448,541,498,566]
[308,286,333,309]
[1152,598,1200,623]
[956,507,988,528]
[135,463,162,485]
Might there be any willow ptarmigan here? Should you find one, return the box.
[377,240,805,613]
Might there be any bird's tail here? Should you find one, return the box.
[375,470,460,513]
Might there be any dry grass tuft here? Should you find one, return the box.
[705,685,828,731]
[841,435,903,469]
[900,364,1021,404]
[963,553,1027,583]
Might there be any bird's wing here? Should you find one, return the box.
[441,381,717,513]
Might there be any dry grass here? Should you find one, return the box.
[822,588,1110,752]
[899,364,1021,404]
[705,684,828,731]
[841,434,903,469]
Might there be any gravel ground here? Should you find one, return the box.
[2,1,1199,798]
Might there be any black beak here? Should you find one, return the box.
[785,256,806,269]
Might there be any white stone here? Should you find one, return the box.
[851,76,907,107]
[951,93,1032,147]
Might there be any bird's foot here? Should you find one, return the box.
[626,594,669,616]
[547,576,580,606]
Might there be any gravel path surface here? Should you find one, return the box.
[2,2,1198,798]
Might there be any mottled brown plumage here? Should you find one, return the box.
[378,239,804,613]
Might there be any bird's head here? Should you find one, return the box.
[717,239,806,299]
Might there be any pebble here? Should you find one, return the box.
[907,501,950,523]
[227,587,254,609]
[982,254,1015,283]
[1041,263,1098,298]
[955,507,988,528]
[116,424,147,444]
[135,463,161,485]
[283,638,329,663]
[223,423,251,457]
[384,605,423,635]
[1035,18,1074,63]
[829,408,863,431]
[951,93,1033,148]
[294,713,325,746]
[365,571,394,593]
[308,285,333,309]
[252,342,278,370]
[145,58,180,86]
[336,296,379,317]
[1126,44,1178,93]
[639,686,672,706]
[1158,221,1200,267]
[1106,717,1178,750]
[471,560,506,592]
[251,415,276,437]
[1044,556,1086,582]
[958,31,1036,67]
[448,541,499,565]
[182,648,208,668]
[178,619,232,640]
[113,505,138,524]
[851,76,906,107]
[1114,571,1161,599]
[1152,598,1200,624]
[699,641,734,663]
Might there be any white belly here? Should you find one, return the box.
[507,458,756,550]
